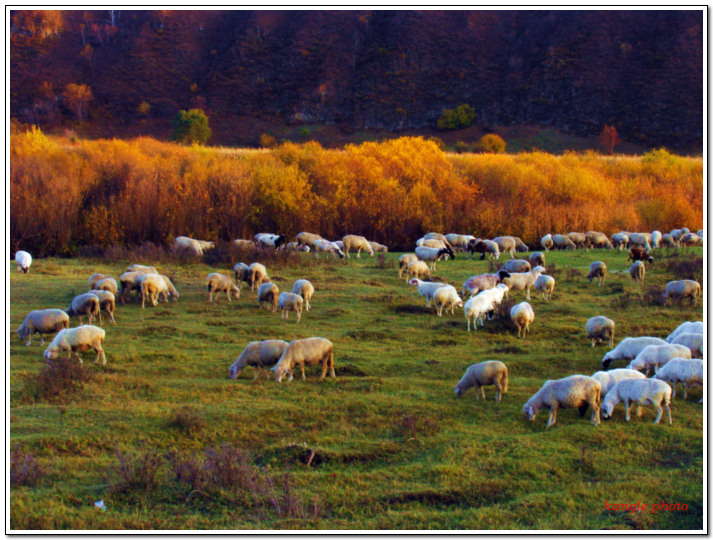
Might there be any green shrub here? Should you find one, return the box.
[474,133,507,153]
[454,141,472,154]
[171,109,212,145]
[437,104,476,130]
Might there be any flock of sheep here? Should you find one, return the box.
[13,224,704,427]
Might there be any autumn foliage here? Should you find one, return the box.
[10,131,702,255]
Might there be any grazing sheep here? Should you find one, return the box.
[660,233,676,247]
[585,230,612,250]
[601,379,672,424]
[423,232,453,249]
[464,284,509,330]
[398,254,419,279]
[651,230,662,249]
[342,235,374,258]
[126,264,158,275]
[119,271,146,303]
[296,232,325,249]
[601,336,667,370]
[417,238,448,250]
[278,292,304,322]
[233,263,251,288]
[523,375,601,428]
[65,293,100,325]
[89,290,116,325]
[174,236,207,256]
[492,236,518,258]
[591,369,647,396]
[15,250,32,273]
[272,337,335,382]
[416,245,455,271]
[248,263,270,290]
[229,340,290,380]
[292,279,314,311]
[409,278,450,307]
[454,361,509,402]
[89,273,113,290]
[670,228,690,243]
[654,358,703,399]
[445,234,470,253]
[406,260,431,282]
[16,309,70,346]
[534,274,555,301]
[255,233,286,249]
[628,247,653,264]
[500,259,531,274]
[233,239,256,250]
[44,325,106,365]
[627,344,692,376]
[313,239,345,259]
[94,277,119,296]
[586,316,615,348]
[141,273,169,308]
[510,302,535,338]
[627,233,651,251]
[678,232,702,247]
[587,261,607,287]
[160,275,179,302]
[540,234,554,251]
[567,232,587,249]
[670,332,704,358]
[666,321,703,343]
[206,273,241,302]
[467,239,500,260]
[662,280,701,306]
[529,251,545,267]
[368,241,388,253]
[629,261,646,286]
[462,270,510,298]
[553,234,576,251]
[285,241,310,252]
[433,286,463,317]
[611,233,629,250]
[257,282,279,313]
[501,266,546,300]
[513,237,529,253]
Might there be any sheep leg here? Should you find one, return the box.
[653,405,663,424]
[590,401,600,426]
[494,383,502,403]
[624,400,631,421]
[300,363,306,381]
[467,317,471,332]
[479,386,486,401]
[682,383,688,400]
[296,311,301,323]
[329,351,336,378]
[671,381,677,398]
[664,404,672,424]
[546,406,558,428]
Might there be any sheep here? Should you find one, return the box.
[94,277,119,296]
[423,232,453,250]
[461,270,510,298]
[629,261,646,286]
[585,316,616,348]
[587,261,607,287]
[296,232,325,249]
[278,292,304,322]
[406,260,431,282]
[501,266,546,300]
[666,321,703,343]
[567,232,587,249]
[670,228,690,243]
[206,273,241,302]
[233,263,251,288]
[415,245,455,271]
[398,254,419,279]
[534,274,555,301]
[523,375,601,428]
[417,238,448,250]
[233,239,256,250]
[529,251,545,267]
[513,237,529,253]
[697,229,703,238]
[141,273,169,308]
[679,232,703,247]
[174,236,207,256]
[492,236,518,258]
[591,369,647,396]
[285,241,310,252]
[662,280,701,306]
[292,279,314,311]
[433,286,463,317]
[255,233,286,249]
[510,302,535,338]
[248,262,270,290]
[126,264,158,275]
[88,273,113,290]
[601,336,668,370]
[445,234,470,253]
[464,284,509,330]
[44,325,107,365]
[368,241,388,253]
[628,247,653,264]
[15,250,32,273]
[540,234,554,251]
[626,344,692,376]
[229,340,290,380]
[409,278,450,307]
[16,309,70,346]
[500,259,531,274]
[454,361,508,402]
[342,235,374,258]
[160,275,179,302]
[670,332,704,358]
[654,358,703,399]
[65,292,100,325]
[467,239,500,260]
[585,231,613,250]
[610,233,629,250]
[313,239,345,259]
[272,337,335,382]
[628,232,651,251]
[651,230,662,249]
[660,233,676,247]
[601,379,672,424]
[89,289,116,325]
[257,282,279,313]
[552,234,576,251]
[119,271,146,303]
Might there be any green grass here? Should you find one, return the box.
[9,247,703,530]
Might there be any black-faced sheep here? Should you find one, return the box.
[415,245,455,271]
[273,337,335,382]
[455,361,509,402]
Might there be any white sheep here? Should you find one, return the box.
[409,278,450,307]
[651,230,662,249]
[454,361,508,402]
[529,251,545,267]
[628,232,651,251]
[500,259,531,274]
[601,336,667,370]
[510,302,535,339]
[463,284,509,331]
[406,260,431,282]
[94,277,119,296]
[342,235,374,258]
[16,309,70,346]
[65,292,100,325]
[416,238,447,250]
[248,263,270,290]
[233,239,256,250]
[368,241,388,253]
[141,273,169,308]
[610,233,629,250]
[679,232,702,247]
[229,340,290,380]
[585,316,615,348]
[126,264,158,274]
[587,261,607,287]
[296,232,325,249]
[626,344,692,375]
[257,282,279,313]
[501,265,546,300]
[89,289,116,325]
[160,275,179,302]
[233,263,251,288]
[278,292,304,322]
[89,273,113,290]
[423,232,453,249]
[174,236,206,256]
[591,369,646,396]
[398,254,419,279]
[206,273,241,302]
[119,271,147,303]
[567,232,587,249]
[629,261,645,285]
[467,239,500,260]
[534,274,555,301]
[601,379,672,424]
[415,245,455,271]
[662,280,701,306]
[433,286,463,317]
[523,375,601,428]
[666,321,703,343]
[272,337,335,382]
[462,271,510,298]
[654,358,703,399]
[15,250,32,273]
[44,325,107,365]
[313,239,345,259]
[540,234,554,251]
[585,231,613,250]
[670,228,690,243]
[292,279,314,311]
[552,234,576,251]
[285,241,310,252]
[670,332,703,358]
[492,236,517,258]
[444,234,470,253]
[660,233,676,247]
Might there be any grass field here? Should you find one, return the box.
[8,246,704,531]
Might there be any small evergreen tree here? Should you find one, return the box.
[171,109,212,145]
[437,104,476,130]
